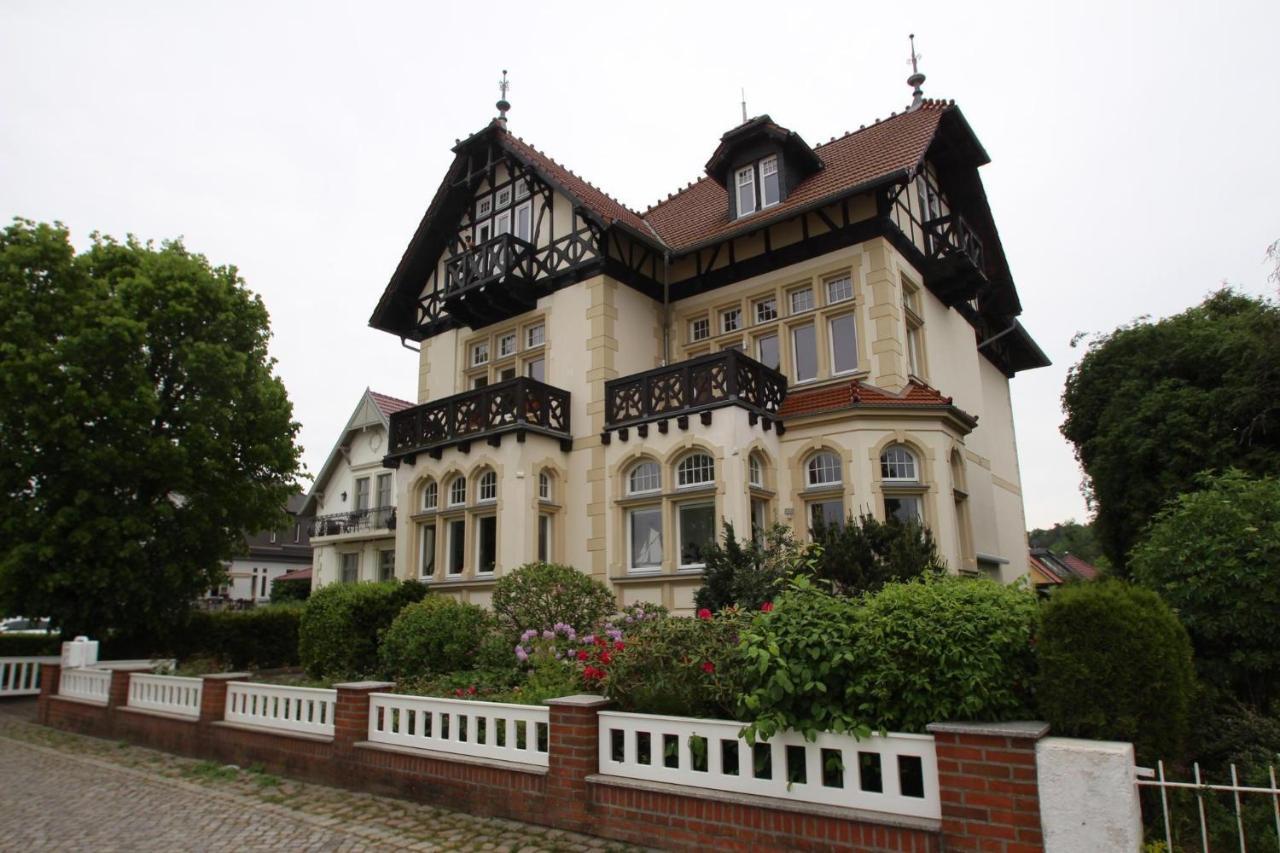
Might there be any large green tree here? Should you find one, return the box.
[0,219,301,638]
[1061,289,1280,571]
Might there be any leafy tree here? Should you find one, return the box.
[1061,289,1280,571]
[694,523,811,612]
[808,513,945,595]
[1130,470,1280,710]
[1027,519,1108,567]
[269,577,312,604]
[0,219,301,639]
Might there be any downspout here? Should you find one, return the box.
[400,336,421,353]
[661,250,672,365]
[976,320,1019,350]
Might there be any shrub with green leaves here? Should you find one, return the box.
[605,612,747,718]
[299,580,427,679]
[694,523,812,613]
[269,577,311,604]
[808,512,945,596]
[1036,579,1195,762]
[490,562,615,635]
[379,596,493,680]
[0,633,61,656]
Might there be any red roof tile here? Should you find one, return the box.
[1060,554,1100,580]
[779,377,972,423]
[643,101,950,250]
[276,567,312,583]
[369,390,415,418]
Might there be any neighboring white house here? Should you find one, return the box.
[216,492,312,603]
[302,389,413,588]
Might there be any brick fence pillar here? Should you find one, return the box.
[545,694,610,834]
[333,681,394,752]
[36,662,61,725]
[927,720,1050,852]
[198,672,250,723]
[106,664,156,710]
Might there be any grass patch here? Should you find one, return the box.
[184,760,240,782]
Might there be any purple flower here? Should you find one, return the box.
[515,646,529,663]
[607,629,623,641]
[581,634,595,645]
[542,630,554,640]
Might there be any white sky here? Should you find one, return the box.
[3,0,1277,529]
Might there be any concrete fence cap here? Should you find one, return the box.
[543,694,611,708]
[333,681,396,690]
[200,672,253,681]
[926,720,1050,739]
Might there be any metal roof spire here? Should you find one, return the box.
[496,70,511,125]
[741,88,748,124]
[906,34,926,111]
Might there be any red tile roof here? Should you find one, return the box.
[643,101,950,250]
[369,390,415,418]
[1060,554,1100,581]
[276,567,312,583]
[779,377,974,424]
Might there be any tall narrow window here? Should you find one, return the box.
[903,280,925,379]
[736,165,756,216]
[537,513,552,562]
[379,549,395,581]
[493,209,511,237]
[376,473,392,508]
[760,156,780,207]
[476,515,497,573]
[830,314,858,375]
[448,476,467,507]
[751,497,769,540]
[757,333,780,370]
[423,480,438,511]
[354,478,370,511]
[792,323,817,382]
[341,553,359,584]
[678,503,716,568]
[447,518,466,575]
[748,453,764,488]
[628,507,663,571]
[477,470,497,503]
[420,525,436,577]
[526,357,545,382]
[514,202,533,241]
[538,471,552,502]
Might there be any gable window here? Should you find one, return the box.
[475,197,492,220]
[676,453,715,488]
[513,178,530,200]
[826,275,853,304]
[514,201,532,242]
[472,341,489,367]
[760,156,780,208]
[789,287,814,314]
[498,333,517,358]
[495,186,512,209]
[627,460,661,495]
[689,317,710,343]
[721,307,741,334]
[792,323,818,382]
[754,296,778,324]
[477,470,497,503]
[806,452,842,488]
[736,165,756,217]
[829,314,859,375]
[448,476,467,507]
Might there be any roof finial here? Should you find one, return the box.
[906,34,926,111]
[740,88,748,124]
[495,69,511,125]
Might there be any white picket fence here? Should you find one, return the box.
[224,682,336,737]
[0,656,58,697]
[127,673,202,719]
[597,711,942,820]
[368,693,550,768]
[58,667,112,705]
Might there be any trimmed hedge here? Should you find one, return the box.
[299,580,427,679]
[182,606,303,670]
[1036,579,1196,762]
[0,634,61,656]
[379,597,493,680]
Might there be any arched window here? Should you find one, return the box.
[538,470,552,502]
[880,446,918,482]
[422,479,438,511]
[477,469,497,503]
[448,476,467,507]
[747,453,764,488]
[806,451,842,488]
[627,460,661,495]
[676,452,715,488]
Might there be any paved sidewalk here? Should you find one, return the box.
[0,700,640,852]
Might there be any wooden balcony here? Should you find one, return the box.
[442,233,539,328]
[384,377,571,465]
[922,213,987,305]
[603,349,787,439]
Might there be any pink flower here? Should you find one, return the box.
[697,608,712,620]
[701,661,715,674]
[760,601,774,613]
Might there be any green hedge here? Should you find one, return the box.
[299,580,427,679]
[0,634,61,656]
[379,597,493,680]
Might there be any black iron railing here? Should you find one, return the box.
[924,213,984,271]
[309,506,396,537]
[444,233,536,295]
[604,349,787,430]
[387,377,571,459]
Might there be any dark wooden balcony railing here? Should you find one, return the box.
[444,233,536,296]
[924,213,984,270]
[604,349,787,431]
[386,377,571,462]
[308,506,396,537]
[922,213,987,305]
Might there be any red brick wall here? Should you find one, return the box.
[37,672,1048,852]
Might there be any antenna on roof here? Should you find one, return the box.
[496,70,511,125]
[741,88,748,124]
[906,34,926,111]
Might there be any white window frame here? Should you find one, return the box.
[538,471,551,502]
[423,480,438,511]
[526,323,545,348]
[748,453,763,488]
[354,477,370,511]
[689,316,710,342]
[475,196,492,219]
[537,512,552,562]
[627,460,661,495]
[513,178,530,200]
[495,186,512,209]
[498,332,517,358]
[759,155,780,208]
[627,505,663,572]
[735,165,756,217]
[513,200,533,242]
[806,452,843,488]
[446,518,466,575]
[477,470,497,503]
[493,209,512,237]
[475,514,497,574]
[448,477,467,507]
[789,287,814,314]
[471,341,490,367]
[881,446,919,482]
[525,356,545,382]
[829,313,859,375]
[791,322,818,383]
[677,501,716,570]
[756,332,780,371]
[676,453,715,489]
[754,296,778,324]
[721,307,741,334]
[826,275,853,304]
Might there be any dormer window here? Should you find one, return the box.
[736,166,756,217]
[734,155,782,220]
[760,156,780,207]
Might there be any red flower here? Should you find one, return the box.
[697,608,712,620]
[577,649,589,661]
[467,685,477,695]
[760,601,774,613]
[454,688,464,697]
[614,641,625,651]
[701,661,715,674]
[599,652,612,665]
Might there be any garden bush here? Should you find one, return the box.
[299,580,427,679]
[269,577,311,604]
[490,562,615,635]
[379,596,492,680]
[808,513,946,596]
[1036,579,1195,762]
[606,610,747,718]
[0,633,61,656]
[184,605,303,670]
[694,523,811,613]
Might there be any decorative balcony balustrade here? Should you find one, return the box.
[309,506,396,538]
[386,377,571,463]
[444,233,537,296]
[922,213,987,305]
[604,349,787,434]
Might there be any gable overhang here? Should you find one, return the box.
[299,390,392,516]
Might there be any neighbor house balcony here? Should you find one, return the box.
[602,349,787,441]
[308,506,396,539]
[442,233,539,328]
[922,213,987,306]
[384,376,572,466]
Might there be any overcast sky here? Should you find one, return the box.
[3,0,1277,529]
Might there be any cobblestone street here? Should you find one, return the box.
[0,700,641,852]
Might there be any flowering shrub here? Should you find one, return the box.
[513,621,628,689]
[491,562,616,635]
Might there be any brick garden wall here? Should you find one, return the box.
[36,664,1048,852]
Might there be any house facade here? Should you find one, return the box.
[367,92,1048,614]
[303,389,413,587]
[217,493,312,602]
